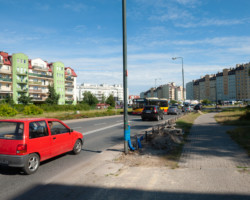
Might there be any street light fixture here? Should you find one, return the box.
[172,57,185,102]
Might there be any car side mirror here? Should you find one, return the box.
[69,128,74,132]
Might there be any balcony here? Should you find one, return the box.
[32,97,47,101]
[29,81,42,85]
[65,77,74,82]
[17,88,28,92]
[65,84,74,88]
[0,68,11,74]
[0,88,12,93]
[16,71,28,76]
[29,89,42,93]
[28,72,53,79]
[65,91,74,95]
[32,65,48,72]
[17,79,28,84]
[65,98,74,101]
[0,77,12,83]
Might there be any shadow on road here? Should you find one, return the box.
[12,183,250,200]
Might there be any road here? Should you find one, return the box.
[0,114,178,200]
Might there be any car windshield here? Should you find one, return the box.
[0,121,24,140]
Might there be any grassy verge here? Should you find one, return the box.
[214,107,250,156]
[165,112,201,165]
[0,108,127,120]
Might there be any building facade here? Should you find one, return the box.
[0,51,77,104]
[77,83,124,103]
[186,62,250,102]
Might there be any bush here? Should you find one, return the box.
[23,105,43,115]
[0,104,18,117]
[39,103,90,112]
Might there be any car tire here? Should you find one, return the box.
[73,139,82,155]
[22,153,40,175]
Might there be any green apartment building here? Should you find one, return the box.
[0,51,77,105]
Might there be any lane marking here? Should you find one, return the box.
[84,122,123,136]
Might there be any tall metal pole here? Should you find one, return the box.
[122,0,128,154]
[181,58,185,102]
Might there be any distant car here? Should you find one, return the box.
[0,118,84,175]
[167,106,180,115]
[194,104,202,110]
[182,105,192,112]
[141,105,164,121]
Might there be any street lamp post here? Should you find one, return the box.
[172,57,185,102]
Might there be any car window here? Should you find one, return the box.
[0,122,24,140]
[49,121,69,135]
[29,121,48,139]
[144,106,153,111]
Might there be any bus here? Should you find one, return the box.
[132,98,169,114]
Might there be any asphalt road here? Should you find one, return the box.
[0,113,179,200]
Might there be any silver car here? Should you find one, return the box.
[167,106,180,115]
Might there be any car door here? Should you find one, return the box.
[28,120,51,161]
[49,121,73,156]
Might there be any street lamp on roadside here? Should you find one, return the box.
[172,57,185,102]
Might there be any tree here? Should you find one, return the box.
[106,94,115,107]
[18,94,33,105]
[170,100,178,105]
[202,99,211,105]
[101,94,106,103]
[3,95,14,106]
[45,85,60,105]
[82,91,98,106]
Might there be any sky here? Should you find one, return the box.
[1,0,250,95]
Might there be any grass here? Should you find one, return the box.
[164,112,201,165]
[0,108,126,120]
[214,107,250,156]
[176,112,201,136]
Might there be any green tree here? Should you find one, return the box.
[18,94,33,105]
[45,85,60,105]
[82,91,98,106]
[106,94,115,107]
[170,100,177,105]
[202,99,211,105]
[101,94,106,103]
[3,95,15,106]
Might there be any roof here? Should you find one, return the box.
[65,67,77,77]
[0,51,11,65]
[0,118,62,122]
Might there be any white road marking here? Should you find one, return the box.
[84,122,123,136]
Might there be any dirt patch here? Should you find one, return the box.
[114,125,184,169]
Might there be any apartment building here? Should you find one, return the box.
[0,51,77,105]
[186,62,250,102]
[140,82,186,101]
[77,83,124,102]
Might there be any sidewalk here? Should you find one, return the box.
[15,113,250,200]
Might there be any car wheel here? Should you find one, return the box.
[22,153,40,175]
[73,139,82,155]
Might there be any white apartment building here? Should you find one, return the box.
[77,83,124,102]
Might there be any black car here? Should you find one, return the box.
[141,105,164,121]
[194,104,202,110]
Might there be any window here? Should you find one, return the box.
[24,60,26,64]
[29,121,48,139]
[0,122,24,140]
[49,121,69,135]
[17,59,20,63]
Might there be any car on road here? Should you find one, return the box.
[194,104,202,110]
[167,106,180,115]
[0,118,83,175]
[141,105,164,121]
[182,105,193,112]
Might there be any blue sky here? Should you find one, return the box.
[1,0,250,95]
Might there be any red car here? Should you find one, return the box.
[0,118,83,175]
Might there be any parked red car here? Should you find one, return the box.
[0,118,83,175]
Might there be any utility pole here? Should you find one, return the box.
[122,0,128,154]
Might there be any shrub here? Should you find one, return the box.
[0,104,18,117]
[23,105,43,115]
